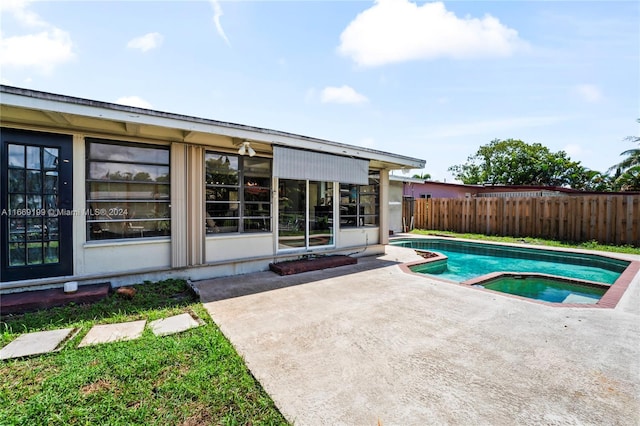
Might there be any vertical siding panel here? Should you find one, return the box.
[532,197,537,237]
[605,196,613,244]
[633,195,640,247]
[615,196,623,245]
[558,198,565,241]
[626,195,634,245]
[583,197,590,241]
[574,197,582,241]
[543,198,549,238]
[588,197,598,241]
[514,199,521,237]
[597,196,606,243]
[549,197,560,239]
[465,198,471,233]
[502,198,509,236]
[632,195,640,247]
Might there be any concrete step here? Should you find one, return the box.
[1,283,111,315]
[269,255,357,276]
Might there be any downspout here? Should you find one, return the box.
[379,169,390,245]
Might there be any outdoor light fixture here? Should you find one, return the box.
[237,140,256,157]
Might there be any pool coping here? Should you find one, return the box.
[395,237,640,309]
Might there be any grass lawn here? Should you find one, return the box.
[0,279,288,425]
[409,229,640,255]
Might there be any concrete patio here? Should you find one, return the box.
[198,244,640,425]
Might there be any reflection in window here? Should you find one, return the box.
[339,174,380,228]
[6,144,61,265]
[205,152,271,234]
[86,139,170,240]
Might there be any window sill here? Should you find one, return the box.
[84,236,170,248]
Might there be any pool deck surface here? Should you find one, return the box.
[197,240,640,425]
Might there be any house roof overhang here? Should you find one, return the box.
[0,85,425,171]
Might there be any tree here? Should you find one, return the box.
[448,138,587,187]
[570,169,614,192]
[613,166,640,191]
[609,119,640,191]
[412,172,432,180]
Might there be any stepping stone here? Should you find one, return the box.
[78,320,146,347]
[149,313,201,336]
[1,328,74,360]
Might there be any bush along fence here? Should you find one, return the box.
[410,195,640,247]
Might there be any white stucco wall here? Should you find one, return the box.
[338,227,379,248]
[389,180,404,234]
[80,239,171,275]
[205,233,274,263]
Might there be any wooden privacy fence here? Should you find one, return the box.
[413,195,640,247]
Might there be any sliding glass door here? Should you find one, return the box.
[278,179,334,250]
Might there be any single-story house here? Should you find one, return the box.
[0,86,424,292]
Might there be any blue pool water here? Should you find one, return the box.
[478,277,606,304]
[391,239,627,286]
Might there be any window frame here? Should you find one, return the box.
[205,152,272,235]
[339,174,380,228]
[85,138,171,241]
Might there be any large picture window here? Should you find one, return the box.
[205,152,271,234]
[339,174,379,228]
[86,139,170,240]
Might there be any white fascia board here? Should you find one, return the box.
[1,88,425,170]
[389,175,426,183]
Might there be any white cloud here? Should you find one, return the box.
[573,84,603,103]
[0,0,74,73]
[115,96,153,109]
[1,0,47,27]
[320,85,368,104]
[127,32,163,52]
[338,0,526,67]
[210,0,230,46]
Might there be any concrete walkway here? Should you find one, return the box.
[199,245,640,425]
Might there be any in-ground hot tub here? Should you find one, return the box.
[392,237,640,307]
[467,273,608,304]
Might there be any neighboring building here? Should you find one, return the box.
[402,180,589,199]
[0,86,424,292]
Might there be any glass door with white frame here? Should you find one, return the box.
[278,179,334,250]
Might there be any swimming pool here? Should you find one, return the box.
[391,238,632,305]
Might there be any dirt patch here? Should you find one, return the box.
[415,250,440,259]
[180,410,213,426]
[80,379,113,395]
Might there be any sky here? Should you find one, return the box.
[1,0,638,182]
